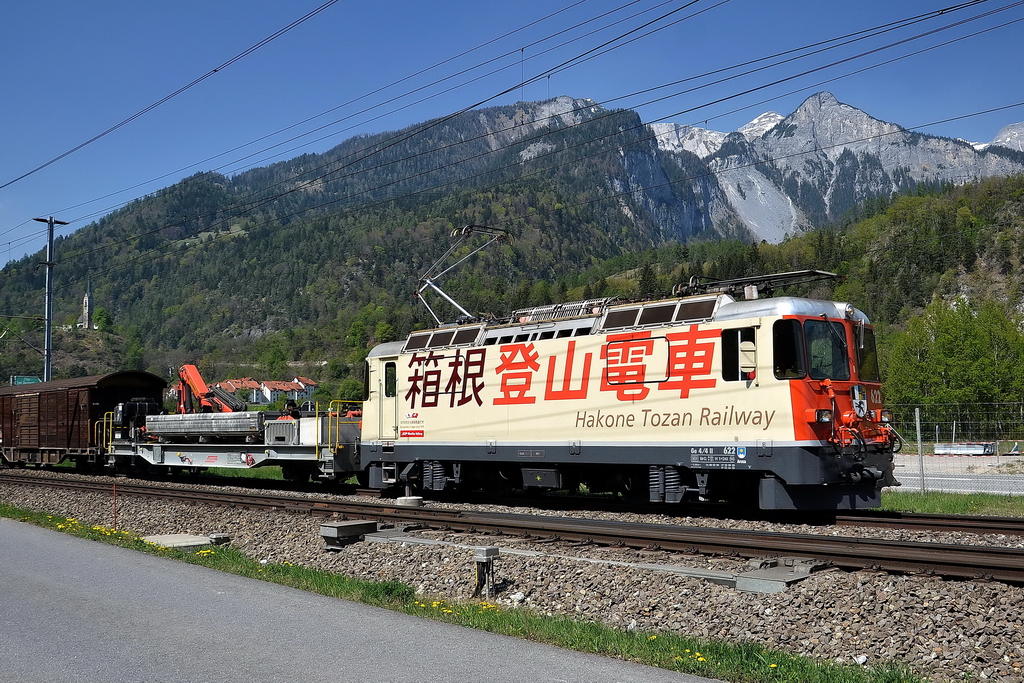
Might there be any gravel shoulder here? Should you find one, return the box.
[2,472,1023,682]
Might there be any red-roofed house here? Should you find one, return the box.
[293,376,319,392]
[260,380,312,404]
[214,377,264,403]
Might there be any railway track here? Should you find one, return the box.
[17,469,1021,536]
[836,510,1024,536]
[3,472,1023,584]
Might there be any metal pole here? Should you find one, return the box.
[916,407,925,494]
[33,216,68,382]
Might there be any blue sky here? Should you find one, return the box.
[2,0,1021,267]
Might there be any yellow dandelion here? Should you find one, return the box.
[770,664,778,668]
[648,635,657,641]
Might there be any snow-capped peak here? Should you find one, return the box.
[738,112,784,140]
[649,122,726,159]
[985,122,1024,153]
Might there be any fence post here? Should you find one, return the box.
[915,407,925,494]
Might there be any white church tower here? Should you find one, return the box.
[76,281,94,330]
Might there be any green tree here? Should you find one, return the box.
[884,297,1024,404]
[637,263,658,296]
[94,307,113,332]
[338,378,363,401]
[373,321,396,344]
[259,338,288,379]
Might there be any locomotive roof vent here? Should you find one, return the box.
[599,296,721,332]
[403,325,485,352]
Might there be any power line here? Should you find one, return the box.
[48,0,1007,264]
[0,0,663,241]
[0,0,683,261]
[0,0,343,192]
[3,0,1000,253]
[48,99,1024,296]
[48,0,725,262]
[7,0,1022,286]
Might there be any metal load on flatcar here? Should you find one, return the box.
[359,270,900,510]
[106,405,362,481]
[101,366,363,480]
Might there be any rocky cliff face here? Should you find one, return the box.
[650,92,1024,242]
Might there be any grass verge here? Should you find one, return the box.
[206,465,287,480]
[1,500,925,683]
[881,490,1024,516]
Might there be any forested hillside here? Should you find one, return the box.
[1,101,1022,405]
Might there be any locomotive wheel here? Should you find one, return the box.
[616,467,650,504]
[281,464,311,483]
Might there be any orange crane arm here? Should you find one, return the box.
[177,364,245,413]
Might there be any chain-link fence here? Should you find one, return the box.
[888,403,1024,496]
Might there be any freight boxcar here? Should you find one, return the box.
[0,371,166,466]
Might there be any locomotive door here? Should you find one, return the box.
[378,360,399,444]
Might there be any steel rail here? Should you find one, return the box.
[3,473,1023,584]
[835,510,1024,536]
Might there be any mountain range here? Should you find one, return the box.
[648,91,1024,241]
[226,90,1024,246]
[2,90,1023,381]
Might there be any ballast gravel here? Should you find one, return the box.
[2,472,1022,683]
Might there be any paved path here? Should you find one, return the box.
[0,518,721,683]
[892,454,1024,495]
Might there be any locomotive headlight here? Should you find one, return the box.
[806,409,833,423]
[879,410,893,423]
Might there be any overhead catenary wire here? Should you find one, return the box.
[0,0,675,245]
[1,0,1005,256]
[41,0,1010,265]
[0,0,343,193]
[5,1,1022,297]
[34,0,724,262]
[2,0,610,234]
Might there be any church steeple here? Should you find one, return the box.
[77,280,93,330]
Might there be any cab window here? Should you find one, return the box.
[856,326,881,382]
[805,320,850,381]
